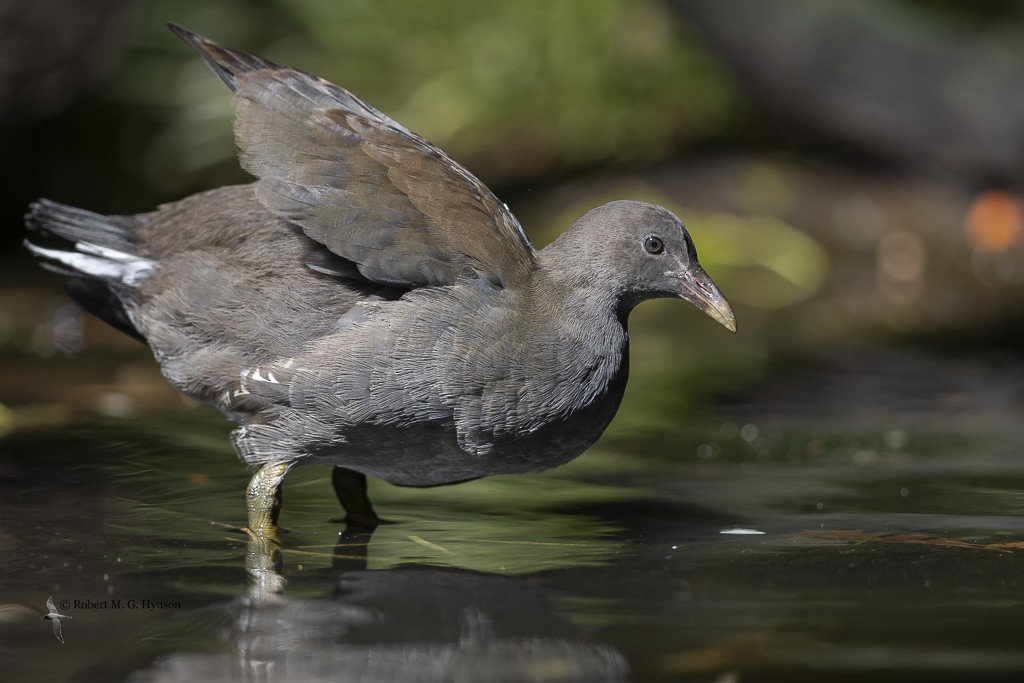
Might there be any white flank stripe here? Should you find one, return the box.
[249,368,280,384]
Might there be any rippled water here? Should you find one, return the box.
[2,349,1024,682]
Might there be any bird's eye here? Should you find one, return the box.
[643,235,665,255]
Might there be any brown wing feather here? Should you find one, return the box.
[171,24,535,289]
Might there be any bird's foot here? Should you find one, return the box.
[211,520,252,535]
[329,511,392,529]
[242,524,282,546]
[331,467,386,530]
[342,511,389,530]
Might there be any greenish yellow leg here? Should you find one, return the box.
[331,466,383,528]
[245,462,289,544]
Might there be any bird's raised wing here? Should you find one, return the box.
[170,24,535,290]
[46,596,56,612]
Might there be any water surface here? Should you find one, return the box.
[1,349,1023,682]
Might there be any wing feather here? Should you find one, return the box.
[171,24,535,289]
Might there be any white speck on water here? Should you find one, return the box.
[900,487,910,497]
[720,528,766,535]
[816,502,825,510]
[671,545,678,550]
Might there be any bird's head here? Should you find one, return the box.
[548,200,736,331]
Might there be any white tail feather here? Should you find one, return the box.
[25,241,154,286]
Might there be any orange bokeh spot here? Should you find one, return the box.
[185,473,209,486]
[966,190,1023,252]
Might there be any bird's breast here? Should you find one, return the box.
[301,289,632,484]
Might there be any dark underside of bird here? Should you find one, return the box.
[24,24,735,544]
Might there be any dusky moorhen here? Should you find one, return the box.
[26,25,735,541]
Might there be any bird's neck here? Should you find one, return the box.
[530,247,630,358]
[495,246,632,439]
[533,234,635,327]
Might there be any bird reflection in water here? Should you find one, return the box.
[129,529,630,683]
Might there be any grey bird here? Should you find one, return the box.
[25,25,735,542]
[42,597,71,643]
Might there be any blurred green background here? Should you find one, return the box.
[2,0,1024,436]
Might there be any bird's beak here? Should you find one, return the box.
[676,265,736,333]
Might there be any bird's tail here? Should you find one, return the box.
[24,199,153,286]
[25,199,151,341]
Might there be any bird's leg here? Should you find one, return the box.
[241,462,289,599]
[331,466,383,529]
[245,461,289,544]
